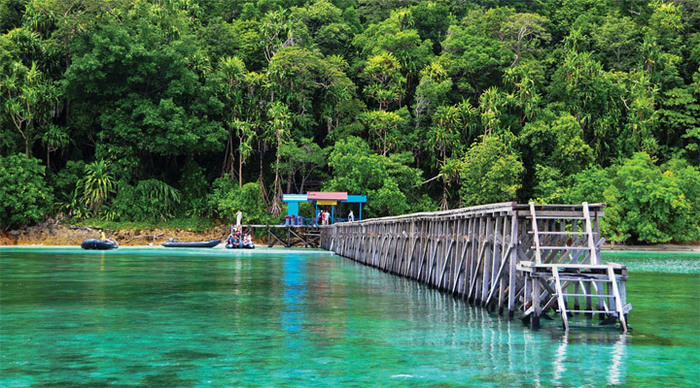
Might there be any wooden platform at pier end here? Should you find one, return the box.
[244,225,322,248]
[320,202,631,333]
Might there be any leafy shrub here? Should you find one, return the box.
[325,136,423,217]
[52,160,85,201]
[0,154,53,229]
[603,153,700,243]
[459,134,524,206]
[178,160,210,217]
[80,159,116,213]
[555,154,700,243]
[208,179,277,225]
[53,160,90,219]
[111,179,181,222]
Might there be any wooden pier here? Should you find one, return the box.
[244,225,321,248]
[320,202,630,332]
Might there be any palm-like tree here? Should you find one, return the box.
[81,160,115,213]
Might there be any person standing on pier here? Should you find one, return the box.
[236,210,243,227]
[348,210,354,222]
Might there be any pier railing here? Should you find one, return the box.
[320,202,630,332]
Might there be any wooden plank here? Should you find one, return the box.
[583,202,599,265]
[508,214,518,316]
[552,267,569,330]
[468,240,488,301]
[438,240,455,289]
[529,202,542,264]
[608,266,628,333]
[451,237,471,295]
[484,245,512,307]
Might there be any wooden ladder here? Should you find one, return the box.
[528,202,629,332]
[551,265,629,332]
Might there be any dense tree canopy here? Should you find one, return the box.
[1,0,698,243]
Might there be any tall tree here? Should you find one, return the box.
[458,134,524,206]
[361,52,406,110]
[266,101,292,216]
[1,60,59,156]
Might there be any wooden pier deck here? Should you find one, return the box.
[319,202,631,332]
[244,224,322,248]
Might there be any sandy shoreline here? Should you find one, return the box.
[2,221,698,253]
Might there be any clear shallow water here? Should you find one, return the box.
[0,247,698,387]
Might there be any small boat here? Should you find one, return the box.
[81,239,118,250]
[226,243,255,249]
[162,239,221,248]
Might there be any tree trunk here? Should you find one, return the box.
[257,140,269,204]
[222,132,236,179]
[238,151,243,187]
[270,152,283,216]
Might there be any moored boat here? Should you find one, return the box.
[226,243,255,249]
[81,239,118,250]
[162,239,221,248]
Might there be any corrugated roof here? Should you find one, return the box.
[307,191,348,201]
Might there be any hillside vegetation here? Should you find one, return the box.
[1,0,698,244]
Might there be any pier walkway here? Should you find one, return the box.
[319,202,630,332]
[243,224,322,248]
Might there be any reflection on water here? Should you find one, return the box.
[551,331,628,386]
[0,248,697,386]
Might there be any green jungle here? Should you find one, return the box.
[1,0,698,244]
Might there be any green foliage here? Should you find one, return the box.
[52,160,89,219]
[540,165,611,205]
[603,153,700,243]
[278,137,327,193]
[458,134,524,206]
[657,84,700,160]
[208,179,276,225]
[178,160,210,217]
[1,58,60,156]
[438,8,515,96]
[80,160,115,214]
[354,8,434,83]
[65,8,227,176]
[0,153,53,229]
[0,0,25,33]
[360,52,406,110]
[79,215,215,233]
[111,179,181,222]
[1,0,698,243]
[591,13,641,71]
[52,160,85,200]
[325,136,424,217]
[360,108,407,156]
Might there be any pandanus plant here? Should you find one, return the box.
[81,160,115,214]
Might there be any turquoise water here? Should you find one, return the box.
[1,247,698,387]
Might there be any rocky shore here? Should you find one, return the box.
[0,220,233,247]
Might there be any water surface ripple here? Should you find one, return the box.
[0,247,698,386]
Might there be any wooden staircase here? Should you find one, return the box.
[518,202,631,332]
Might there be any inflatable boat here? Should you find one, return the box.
[81,239,118,250]
[226,243,255,249]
